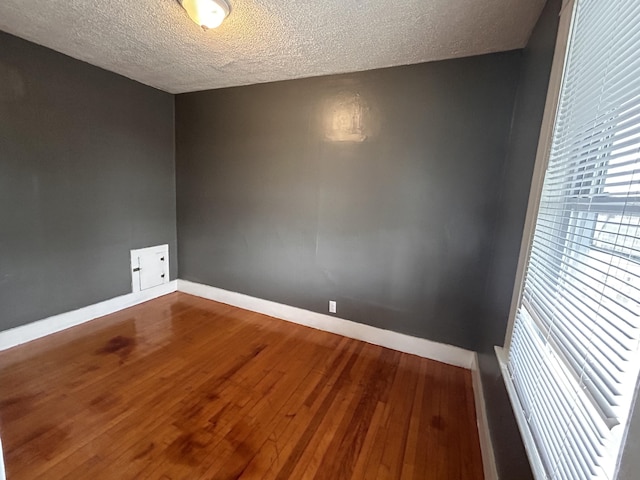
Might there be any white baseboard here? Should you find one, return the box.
[0,280,177,352]
[471,353,499,480]
[177,279,475,370]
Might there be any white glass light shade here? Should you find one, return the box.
[179,0,230,29]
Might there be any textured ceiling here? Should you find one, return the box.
[0,0,546,94]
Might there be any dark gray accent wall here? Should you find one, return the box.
[0,31,177,331]
[477,0,562,478]
[176,52,521,351]
[616,384,640,480]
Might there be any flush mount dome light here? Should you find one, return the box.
[178,0,230,29]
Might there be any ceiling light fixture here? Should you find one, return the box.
[178,0,230,30]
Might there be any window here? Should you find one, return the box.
[498,1,640,479]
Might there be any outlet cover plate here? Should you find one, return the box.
[329,300,337,314]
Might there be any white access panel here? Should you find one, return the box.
[130,244,169,293]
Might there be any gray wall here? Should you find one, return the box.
[176,52,521,351]
[477,0,562,478]
[0,31,177,331]
[617,382,640,479]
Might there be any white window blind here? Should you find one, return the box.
[506,0,640,479]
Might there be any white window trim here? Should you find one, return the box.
[501,0,576,352]
[495,0,576,477]
[496,346,548,479]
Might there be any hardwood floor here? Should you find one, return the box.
[0,293,484,479]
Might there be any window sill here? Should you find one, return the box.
[495,346,548,480]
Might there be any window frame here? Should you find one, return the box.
[497,0,640,476]
[502,0,576,353]
[495,0,606,478]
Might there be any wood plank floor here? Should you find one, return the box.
[0,293,484,479]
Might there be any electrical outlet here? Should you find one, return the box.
[329,300,337,314]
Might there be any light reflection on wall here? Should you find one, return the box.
[323,91,369,143]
